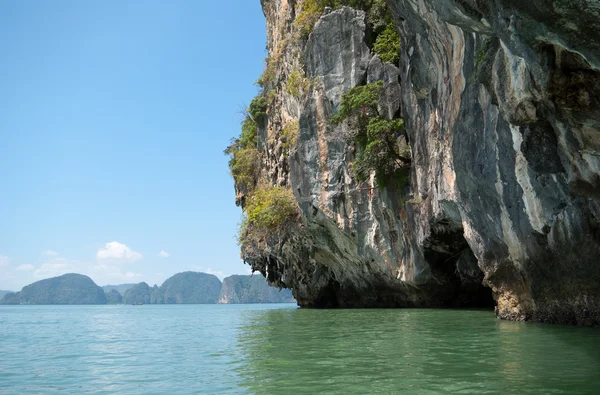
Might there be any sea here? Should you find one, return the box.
[1,304,599,394]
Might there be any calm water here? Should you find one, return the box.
[1,305,599,394]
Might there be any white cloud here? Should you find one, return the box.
[34,258,75,278]
[0,255,9,267]
[91,264,143,281]
[16,264,35,271]
[96,242,142,262]
[158,250,170,258]
[43,250,58,257]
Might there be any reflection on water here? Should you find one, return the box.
[237,308,600,394]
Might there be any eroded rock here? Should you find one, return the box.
[244,0,600,326]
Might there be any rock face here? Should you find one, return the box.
[218,275,296,304]
[0,274,107,305]
[239,1,600,325]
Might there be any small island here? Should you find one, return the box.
[0,272,295,305]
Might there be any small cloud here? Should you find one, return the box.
[43,250,59,257]
[0,255,9,267]
[34,258,74,278]
[96,241,142,262]
[16,264,35,271]
[158,250,170,258]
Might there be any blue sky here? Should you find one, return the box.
[0,0,266,290]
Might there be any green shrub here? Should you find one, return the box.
[228,147,261,194]
[256,56,277,89]
[281,120,300,153]
[294,0,388,41]
[352,117,407,184]
[373,22,400,64]
[294,0,330,40]
[248,96,268,126]
[239,185,299,249]
[330,81,382,125]
[285,71,311,98]
[331,81,410,187]
[246,185,299,232]
[225,95,269,197]
[366,0,391,34]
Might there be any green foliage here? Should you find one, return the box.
[229,147,261,194]
[472,37,491,84]
[256,56,277,89]
[353,117,407,184]
[281,120,300,154]
[248,96,268,126]
[294,0,330,40]
[294,0,390,41]
[373,22,400,64]
[285,71,311,98]
[331,81,382,125]
[331,81,410,187]
[245,185,299,233]
[366,0,391,34]
[225,95,268,196]
[239,185,299,251]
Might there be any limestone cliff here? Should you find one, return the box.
[232,0,600,326]
[218,275,295,304]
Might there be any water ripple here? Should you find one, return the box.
[1,305,600,394]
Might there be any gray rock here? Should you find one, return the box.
[249,1,600,326]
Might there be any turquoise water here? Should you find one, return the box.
[1,305,599,394]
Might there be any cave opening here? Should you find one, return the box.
[423,219,495,309]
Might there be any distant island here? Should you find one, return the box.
[0,274,107,305]
[0,272,295,305]
[0,290,12,299]
[102,283,136,295]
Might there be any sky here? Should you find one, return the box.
[0,0,267,290]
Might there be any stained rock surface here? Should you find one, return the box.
[244,0,600,326]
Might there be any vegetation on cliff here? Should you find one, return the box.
[225,95,266,199]
[331,81,410,187]
[295,0,388,39]
[239,185,300,256]
[373,22,401,64]
[293,0,400,65]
